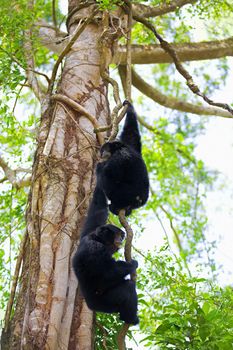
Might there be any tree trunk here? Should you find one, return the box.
[2,3,125,349]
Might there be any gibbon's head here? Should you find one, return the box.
[94,224,125,253]
[100,141,126,160]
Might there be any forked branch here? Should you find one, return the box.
[133,13,233,115]
[0,156,31,188]
[133,0,198,18]
[118,65,233,118]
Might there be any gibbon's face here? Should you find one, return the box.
[100,141,125,161]
[95,225,125,252]
[113,230,125,250]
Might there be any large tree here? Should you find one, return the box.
[0,0,233,349]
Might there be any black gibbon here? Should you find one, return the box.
[96,101,149,216]
[72,186,139,324]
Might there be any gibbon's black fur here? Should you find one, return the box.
[96,101,149,216]
[72,186,139,324]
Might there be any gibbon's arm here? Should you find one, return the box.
[120,102,142,154]
[81,186,108,238]
[100,259,138,289]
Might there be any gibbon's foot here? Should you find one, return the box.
[120,315,139,325]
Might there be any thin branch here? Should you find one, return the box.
[50,94,104,145]
[0,158,31,175]
[132,244,149,261]
[159,206,183,254]
[125,1,132,102]
[119,65,233,118]
[0,47,50,86]
[12,78,28,115]
[37,19,68,54]
[118,210,133,262]
[132,0,198,18]
[48,7,98,94]
[0,157,16,185]
[159,204,192,276]
[133,113,196,163]
[137,115,156,132]
[153,211,189,274]
[94,124,112,133]
[14,167,32,174]
[0,156,31,188]
[95,320,108,350]
[132,14,233,115]
[0,177,7,184]
[52,0,58,32]
[4,233,28,331]
[116,323,130,350]
[24,0,44,101]
[117,211,135,349]
[16,177,31,188]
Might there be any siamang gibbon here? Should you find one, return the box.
[72,186,139,324]
[96,101,149,216]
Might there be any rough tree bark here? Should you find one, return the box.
[1,2,125,350]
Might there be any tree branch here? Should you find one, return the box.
[119,68,198,161]
[132,14,233,114]
[118,211,133,264]
[119,66,232,118]
[132,0,198,18]
[95,321,108,350]
[116,323,130,350]
[117,209,135,350]
[24,1,44,101]
[0,157,16,184]
[4,233,28,331]
[113,37,233,65]
[0,156,31,188]
[38,20,233,67]
[125,1,132,102]
[159,204,191,276]
[37,20,68,54]
[52,0,58,31]
[0,47,50,87]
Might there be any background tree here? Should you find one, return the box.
[0,0,233,349]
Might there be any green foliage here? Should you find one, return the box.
[95,313,134,349]
[0,0,61,95]
[138,246,233,350]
